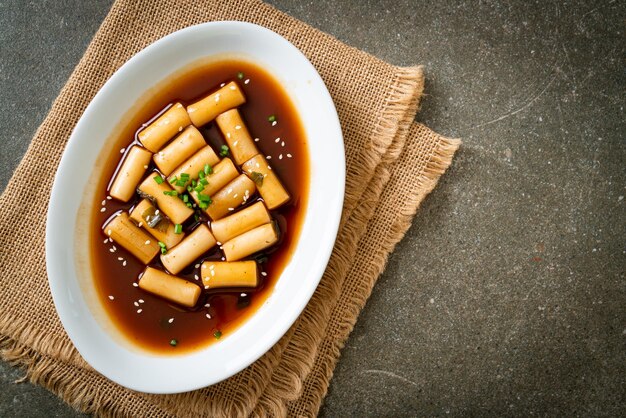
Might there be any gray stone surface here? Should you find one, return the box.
[1,0,624,416]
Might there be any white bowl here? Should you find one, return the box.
[46,22,344,394]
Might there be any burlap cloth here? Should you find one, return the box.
[0,0,460,416]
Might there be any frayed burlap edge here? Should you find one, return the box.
[342,66,424,221]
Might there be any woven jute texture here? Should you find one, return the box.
[0,0,460,416]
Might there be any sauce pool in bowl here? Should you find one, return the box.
[92,59,309,354]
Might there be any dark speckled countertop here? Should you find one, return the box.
[1,1,624,416]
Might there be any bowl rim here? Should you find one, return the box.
[45,21,344,393]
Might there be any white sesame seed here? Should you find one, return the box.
[227,133,231,138]
[244,79,250,84]
[145,240,151,245]
[139,299,144,303]
[206,313,212,319]
[266,155,272,160]
[233,193,238,198]
[168,318,174,323]
[287,153,292,158]
[254,137,260,142]
[211,270,215,276]
[228,207,234,211]
[137,309,142,313]
[108,295,114,300]
[272,121,277,126]
[282,141,286,147]
[112,245,117,251]
[178,126,183,132]
[227,188,233,194]
[120,147,126,153]
[221,257,225,261]
[220,82,226,87]
[209,264,215,269]
[230,85,236,90]
[103,239,108,244]
[235,125,241,130]
[122,260,127,267]
[106,196,112,200]
[100,207,106,212]
[279,154,283,160]
[109,248,115,253]
[132,282,138,287]
[204,303,211,308]
[154,210,159,215]
[118,257,124,261]
[204,285,209,289]
[194,274,199,281]
[134,302,139,307]
[267,165,272,170]
[274,137,280,143]
[261,271,267,276]
[101,200,106,206]
[195,263,200,268]
[138,222,143,227]
[143,164,149,169]
[176,103,183,108]
[233,140,239,146]
[240,293,247,297]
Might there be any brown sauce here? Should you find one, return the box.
[90,59,309,354]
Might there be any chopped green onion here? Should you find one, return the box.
[219,145,230,157]
[268,115,276,123]
[158,241,166,248]
[179,173,190,179]
[194,213,200,222]
[198,193,212,203]
[194,184,204,193]
[175,178,187,187]
[163,190,178,197]
[199,178,208,186]
[158,241,167,254]
[174,224,183,234]
[198,170,205,179]
[186,202,193,208]
[191,179,197,187]
[168,176,177,184]
[199,201,208,210]
[153,175,164,185]
[182,194,189,203]
[237,72,244,79]
[214,330,222,339]
[250,171,264,186]
[187,185,193,193]
[204,164,213,175]
[170,339,177,347]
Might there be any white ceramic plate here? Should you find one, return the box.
[46,22,344,394]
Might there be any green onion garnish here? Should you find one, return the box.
[219,145,230,157]
[204,164,212,175]
[170,339,177,347]
[237,72,244,79]
[175,178,187,187]
[198,193,212,203]
[169,176,177,184]
[194,184,204,193]
[268,115,276,123]
[158,241,167,254]
[199,201,208,210]
[213,330,222,339]
[182,194,189,203]
[198,170,205,179]
[194,213,200,222]
[250,171,264,186]
[186,202,193,208]
[199,178,208,186]
[174,224,183,234]
[163,190,178,197]
[153,175,164,184]
[180,173,190,179]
